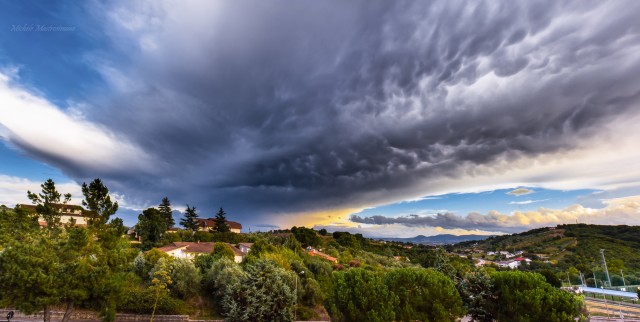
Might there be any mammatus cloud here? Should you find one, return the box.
[350,195,640,233]
[507,188,534,196]
[2,1,640,227]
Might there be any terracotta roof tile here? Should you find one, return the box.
[196,218,242,230]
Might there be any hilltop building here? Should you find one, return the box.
[195,218,242,233]
[17,203,93,227]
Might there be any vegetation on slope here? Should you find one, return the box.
[0,179,590,322]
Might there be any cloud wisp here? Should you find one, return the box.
[507,188,534,196]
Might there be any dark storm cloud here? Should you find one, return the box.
[13,1,640,225]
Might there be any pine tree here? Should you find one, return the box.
[158,197,174,228]
[180,205,200,232]
[82,178,119,228]
[136,208,167,250]
[214,207,230,233]
[27,178,71,233]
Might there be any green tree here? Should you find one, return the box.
[385,268,465,322]
[27,178,72,232]
[158,197,174,228]
[213,207,230,232]
[328,268,398,322]
[460,270,495,322]
[0,227,117,322]
[0,237,60,322]
[291,226,321,248]
[149,258,173,322]
[212,242,235,261]
[56,227,97,322]
[180,204,199,232]
[333,231,360,250]
[539,269,562,288]
[136,208,167,250]
[194,254,216,273]
[0,205,39,244]
[1,181,133,322]
[168,259,201,299]
[223,259,296,321]
[82,178,119,228]
[203,258,245,312]
[486,271,585,322]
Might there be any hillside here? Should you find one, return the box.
[454,224,640,285]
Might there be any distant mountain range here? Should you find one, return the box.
[378,234,493,245]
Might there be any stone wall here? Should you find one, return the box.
[0,309,223,322]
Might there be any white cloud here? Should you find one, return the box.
[509,199,549,205]
[0,174,82,207]
[315,222,499,239]
[507,188,534,196]
[0,71,155,175]
[349,195,640,235]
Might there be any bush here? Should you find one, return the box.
[169,259,201,299]
[212,242,235,261]
[117,286,187,314]
[222,259,295,321]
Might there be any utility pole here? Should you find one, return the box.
[600,249,612,288]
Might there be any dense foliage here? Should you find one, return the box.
[458,224,640,286]
[0,179,593,322]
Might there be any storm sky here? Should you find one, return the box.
[1,1,640,236]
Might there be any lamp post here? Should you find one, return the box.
[294,270,305,321]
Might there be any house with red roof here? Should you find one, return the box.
[156,242,245,263]
[195,218,242,233]
[306,247,338,263]
[17,203,94,227]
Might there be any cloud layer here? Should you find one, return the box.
[2,1,640,228]
[350,196,640,234]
